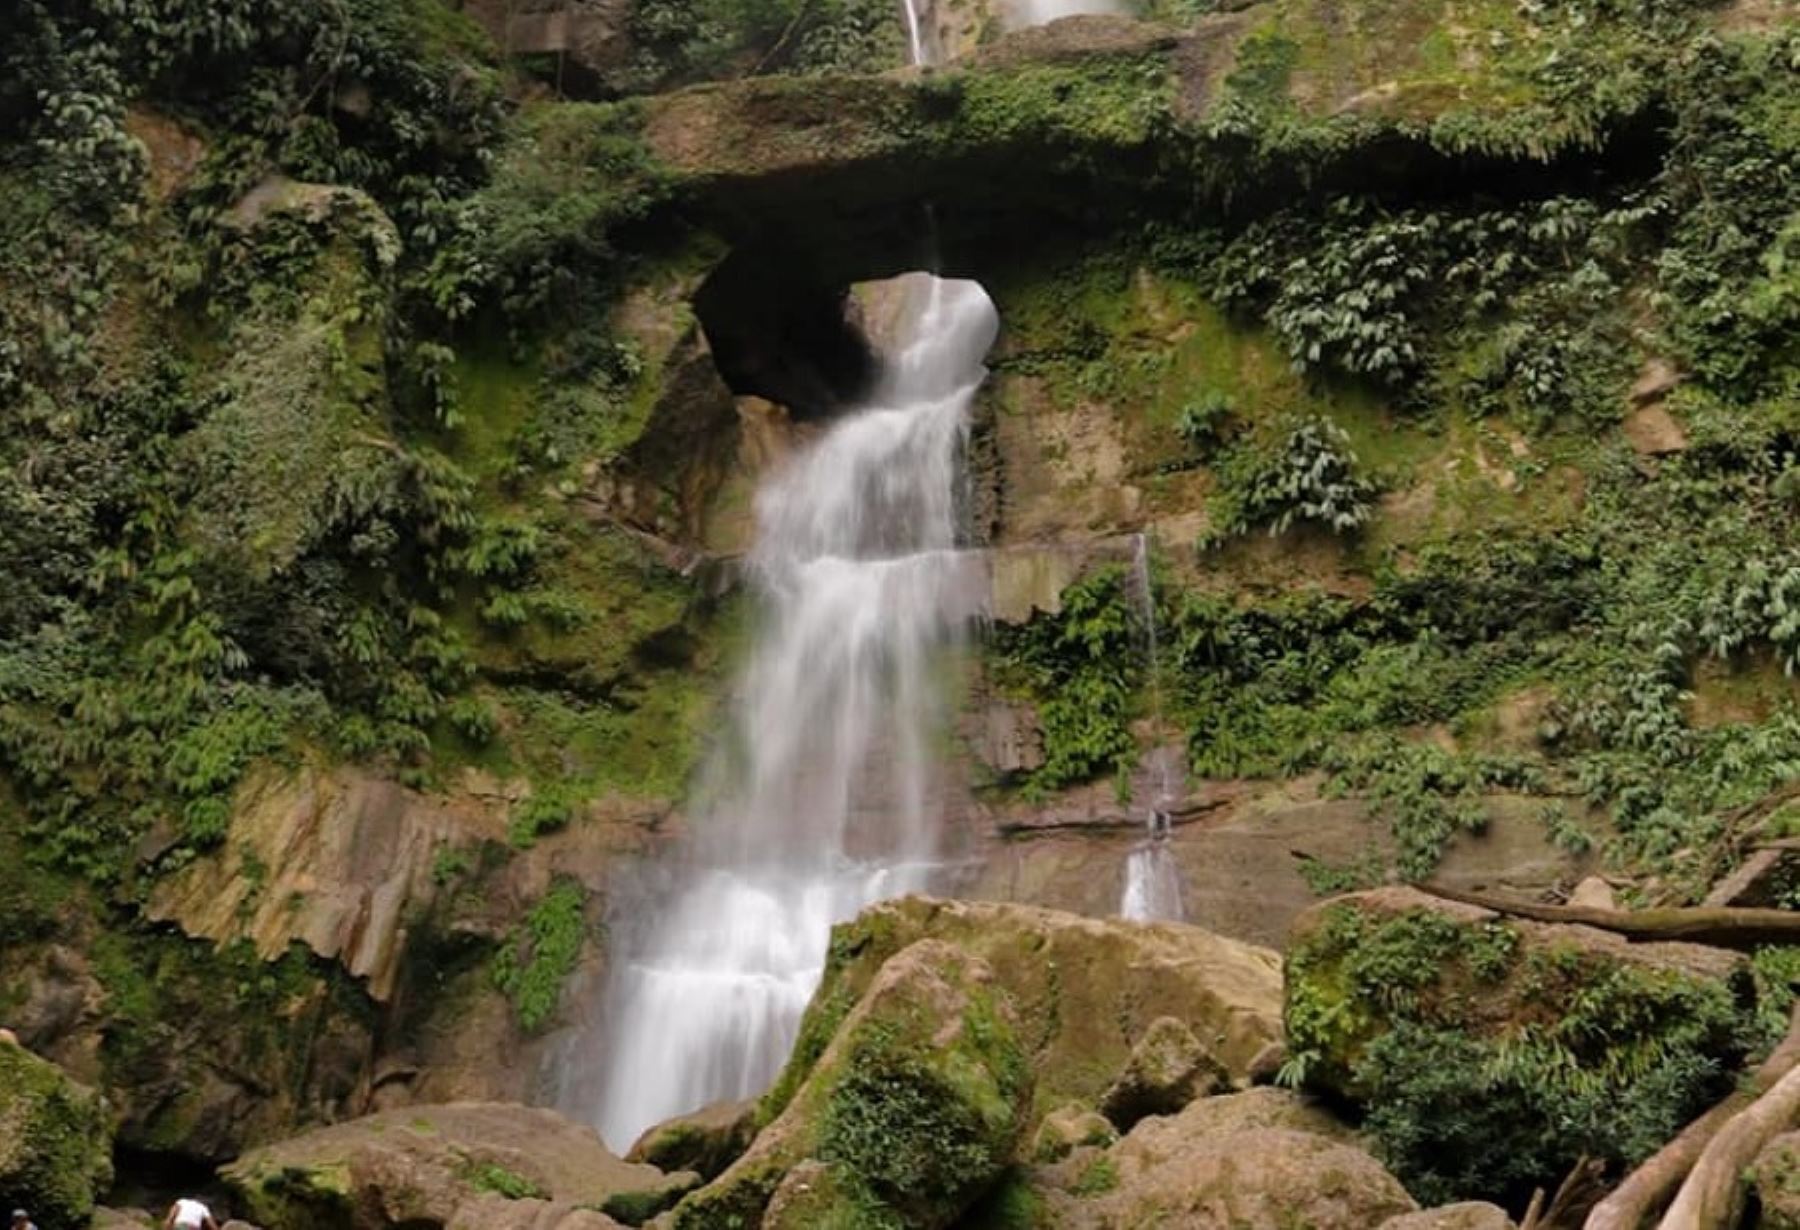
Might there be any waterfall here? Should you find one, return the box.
[572,0,1126,1153]
[582,275,998,1149]
[1119,533,1187,923]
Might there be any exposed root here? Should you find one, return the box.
[1583,1005,1800,1230]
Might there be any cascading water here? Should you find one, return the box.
[574,0,1127,1151]
[582,275,998,1150]
[1119,533,1187,923]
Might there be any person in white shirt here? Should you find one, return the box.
[12,1209,38,1230]
[163,1198,219,1230]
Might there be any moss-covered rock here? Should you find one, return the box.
[761,896,1281,1126]
[1075,1126,1418,1229]
[1381,1204,1518,1230]
[1285,887,1757,1206]
[222,1103,693,1230]
[1096,1015,1226,1131]
[625,1099,755,1182]
[1030,1104,1116,1163]
[0,1042,114,1230]
[1752,1131,1800,1230]
[671,938,1032,1229]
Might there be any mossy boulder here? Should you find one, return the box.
[761,896,1281,1126]
[1096,1015,1227,1131]
[625,1099,755,1182]
[221,1103,693,1229]
[670,938,1032,1229]
[1030,1105,1116,1163]
[1285,887,1757,1206]
[1752,1131,1800,1230]
[1120,1085,1355,1147]
[0,1042,115,1230]
[1079,1126,1417,1228]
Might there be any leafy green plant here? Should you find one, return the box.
[1285,906,1753,1207]
[989,567,1143,794]
[491,878,589,1033]
[1174,390,1234,456]
[1208,415,1376,539]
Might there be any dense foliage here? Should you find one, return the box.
[989,567,1146,795]
[1284,904,1761,1207]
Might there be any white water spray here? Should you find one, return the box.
[583,276,998,1150]
[1119,533,1186,923]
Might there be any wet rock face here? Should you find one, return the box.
[0,1042,115,1230]
[670,938,1032,1229]
[221,1103,692,1230]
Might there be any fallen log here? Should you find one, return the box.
[1584,1004,1800,1230]
[1416,883,1800,950]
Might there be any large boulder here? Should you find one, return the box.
[670,938,1032,1228]
[1017,1088,1401,1228]
[1084,1127,1417,1228]
[626,1099,755,1182]
[1116,1085,1355,1148]
[759,896,1281,1126]
[1285,887,1757,1206]
[221,1103,693,1229]
[0,1043,114,1230]
[1097,1015,1227,1131]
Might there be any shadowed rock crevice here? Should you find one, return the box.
[691,250,882,419]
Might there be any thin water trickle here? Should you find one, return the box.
[1120,533,1187,924]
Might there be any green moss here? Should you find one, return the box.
[1284,902,1757,1205]
[464,1160,546,1200]
[760,976,861,1128]
[491,877,590,1032]
[602,1183,692,1225]
[948,55,1175,151]
[229,1160,356,1230]
[1070,1154,1119,1197]
[0,1045,114,1230]
[954,1169,1045,1230]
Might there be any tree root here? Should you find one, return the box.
[1658,1057,1800,1229]
[1583,1004,1800,1230]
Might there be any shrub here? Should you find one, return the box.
[1209,416,1375,540]
[491,879,589,1032]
